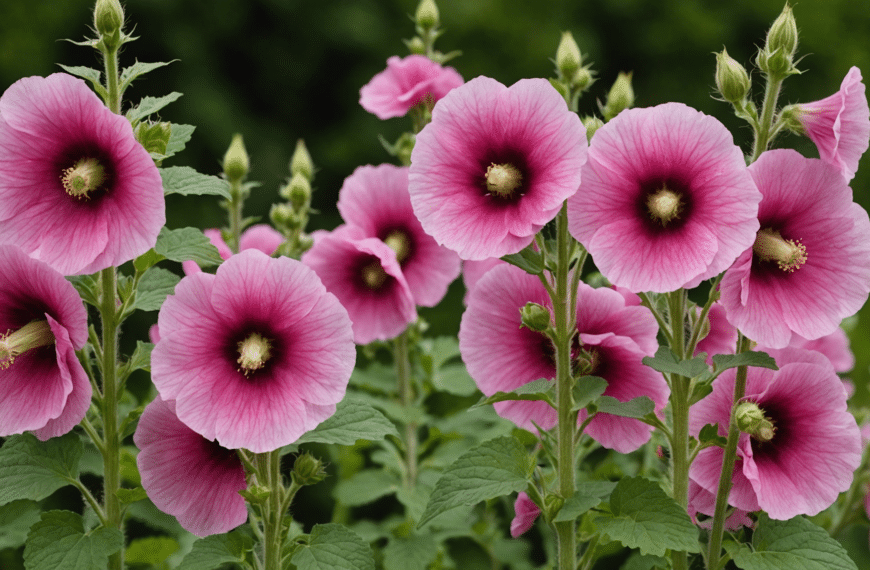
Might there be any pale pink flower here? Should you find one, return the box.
[510,492,541,538]
[181,224,284,275]
[360,55,463,120]
[0,73,164,275]
[567,102,761,293]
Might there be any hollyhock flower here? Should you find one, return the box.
[135,395,247,537]
[792,66,870,182]
[462,257,505,304]
[689,348,861,519]
[360,55,463,120]
[0,245,89,440]
[152,249,355,452]
[510,492,541,538]
[181,224,284,275]
[687,480,753,531]
[337,164,460,307]
[459,264,667,453]
[694,303,737,365]
[302,226,416,344]
[409,76,587,260]
[567,102,761,293]
[719,149,870,348]
[0,73,164,275]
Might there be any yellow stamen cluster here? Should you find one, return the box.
[485,163,523,198]
[753,228,807,272]
[236,332,273,376]
[0,320,55,370]
[383,230,411,265]
[61,158,106,199]
[646,186,683,226]
[362,261,388,290]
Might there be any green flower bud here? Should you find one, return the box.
[543,494,564,521]
[293,452,327,486]
[765,3,798,61]
[571,66,593,92]
[280,173,311,210]
[298,234,315,254]
[290,139,314,181]
[406,36,426,55]
[715,48,751,103]
[777,104,806,135]
[582,116,604,142]
[520,302,551,332]
[556,32,582,79]
[223,134,249,183]
[270,203,294,227]
[415,0,440,31]
[135,121,172,157]
[603,71,634,122]
[734,401,775,442]
[93,0,124,40]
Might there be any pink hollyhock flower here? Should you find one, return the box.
[510,492,541,538]
[459,264,667,453]
[181,224,284,275]
[792,66,870,182]
[337,164,460,307]
[0,245,89,440]
[360,55,463,120]
[694,303,737,365]
[719,149,870,348]
[462,257,505,305]
[409,76,587,260]
[302,226,416,344]
[0,73,164,275]
[567,102,761,293]
[689,348,861,519]
[135,395,247,537]
[152,249,355,452]
[687,480,753,531]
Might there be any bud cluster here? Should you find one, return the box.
[756,3,800,78]
[271,139,316,256]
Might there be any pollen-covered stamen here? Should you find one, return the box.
[753,228,807,272]
[236,332,273,376]
[646,186,683,226]
[734,400,776,443]
[485,163,523,198]
[361,260,388,290]
[0,320,56,370]
[384,230,411,264]
[61,158,106,199]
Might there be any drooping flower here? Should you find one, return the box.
[0,73,164,275]
[791,66,870,182]
[0,245,89,440]
[719,149,870,348]
[135,395,247,537]
[152,249,355,452]
[302,225,417,344]
[689,347,862,519]
[409,76,587,260]
[181,224,284,275]
[360,55,463,120]
[567,102,761,293]
[459,264,666,453]
[337,164,460,307]
[510,492,541,538]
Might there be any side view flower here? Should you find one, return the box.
[360,55,463,119]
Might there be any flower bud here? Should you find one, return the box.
[406,36,426,55]
[270,203,294,227]
[571,66,593,92]
[735,401,775,442]
[93,0,124,41]
[765,4,798,62]
[556,32,582,79]
[135,121,172,157]
[223,134,249,184]
[715,48,751,103]
[415,0,440,31]
[542,494,564,521]
[520,302,551,332]
[603,72,634,122]
[293,452,327,486]
[582,116,604,142]
[290,139,314,181]
[281,173,311,211]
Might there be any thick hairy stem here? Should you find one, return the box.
[395,330,417,488]
[668,290,689,570]
[100,267,123,570]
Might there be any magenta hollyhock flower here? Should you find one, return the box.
[567,102,761,293]
[689,348,862,519]
[694,303,737,365]
[0,73,164,275]
[719,149,870,348]
[687,480,753,531]
[793,66,870,182]
[461,257,505,305]
[409,76,587,260]
[510,492,541,538]
[152,249,355,452]
[459,264,667,453]
[135,395,247,537]
[302,225,416,344]
[181,224,284,275]
[360,55,463,120]
[337,164,460,307]
[0,245,89,440]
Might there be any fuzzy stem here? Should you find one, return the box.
[262,450,285,570]
[750,74,784,163]
[100,267,123,570]
[228,179,244,254]
[668,289,689,570]
[395,330,418,488]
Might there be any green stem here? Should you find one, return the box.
[80,416,105,455]
[668,290,689,570]
[637,292,673,347]
[749,74,784,163]
[71,478,108,526]
[228,179,243,253]
[395,330,417,488]
[262,450,285,570]
[100,267,123,570]
[686,273,724,357]
[577,535,600,570]
[103,46,121,115]
[706,333,751,569]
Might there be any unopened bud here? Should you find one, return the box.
[715,48,751,103]
[582,116,604,142]
[270,203,294,227]
[406,36,426,55]
[520,302,551,332]
[571,66,593,92]
[543,494,563,521]
[293,453,327,486]
[135,121,172,156]
[735,401,776,442]
[94,0,124,41]
[223,134,249,183]
[290,139,314,181]
[556,32,582,79]
[765,4,798,61]
[603,72,634,121]
[415,0,439,31]
[281,173,311,210]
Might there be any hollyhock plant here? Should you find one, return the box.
[790,66,870,182]
[302,225,417,344]
[719,149,870,348]
[409,76,587,260]
[152,249,355,452]
[181,224,284,274]
[510,492,541,538]
[567,102,761,293]
[689,348,862,519]
[0,245,89,440]
[0,73,164,275]
[459,264,667,453]
[360,55,463,119]
[135,395,247,537]
[337,164,460,306]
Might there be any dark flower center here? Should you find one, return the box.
[636,176,694,234]
[225,321,284,381]
[55,142,116,205]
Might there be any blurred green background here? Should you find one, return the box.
[1,0,869,402]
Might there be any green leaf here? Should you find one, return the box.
[125,536,179,567]
[133,267,180,312]
[333,470,400,507]
[66,274,101,308]
[125,92,183,124]
[0,500,40,550]
[23,511,123,570]
[119,60,176,92]
[128,341,154,374]
[349,363,396,394]
[0,433,81,505]
[595,396,656,419]
[432,363,478,396]
[154,226,224,266]
[295,398,399,446]
[418,436,533,527]
[291,524,375,570]
[133,249,166,273]
[160,166,231,199]
[698,423,726,447]
[57,65,107,99]
[164,123,196,158]
[383,533,438,570]
[177,530,254,570]
[689,377,714,405]
[642,347,709,378]
[620,552,670,570]
[712,351,779,374]
[733,513,858,570]
[500,245,544,275]
[553,481,617,522]
[471,378,555,410]
[572,376,609,411]
[595,476,700,557]
[116,487,148,504]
